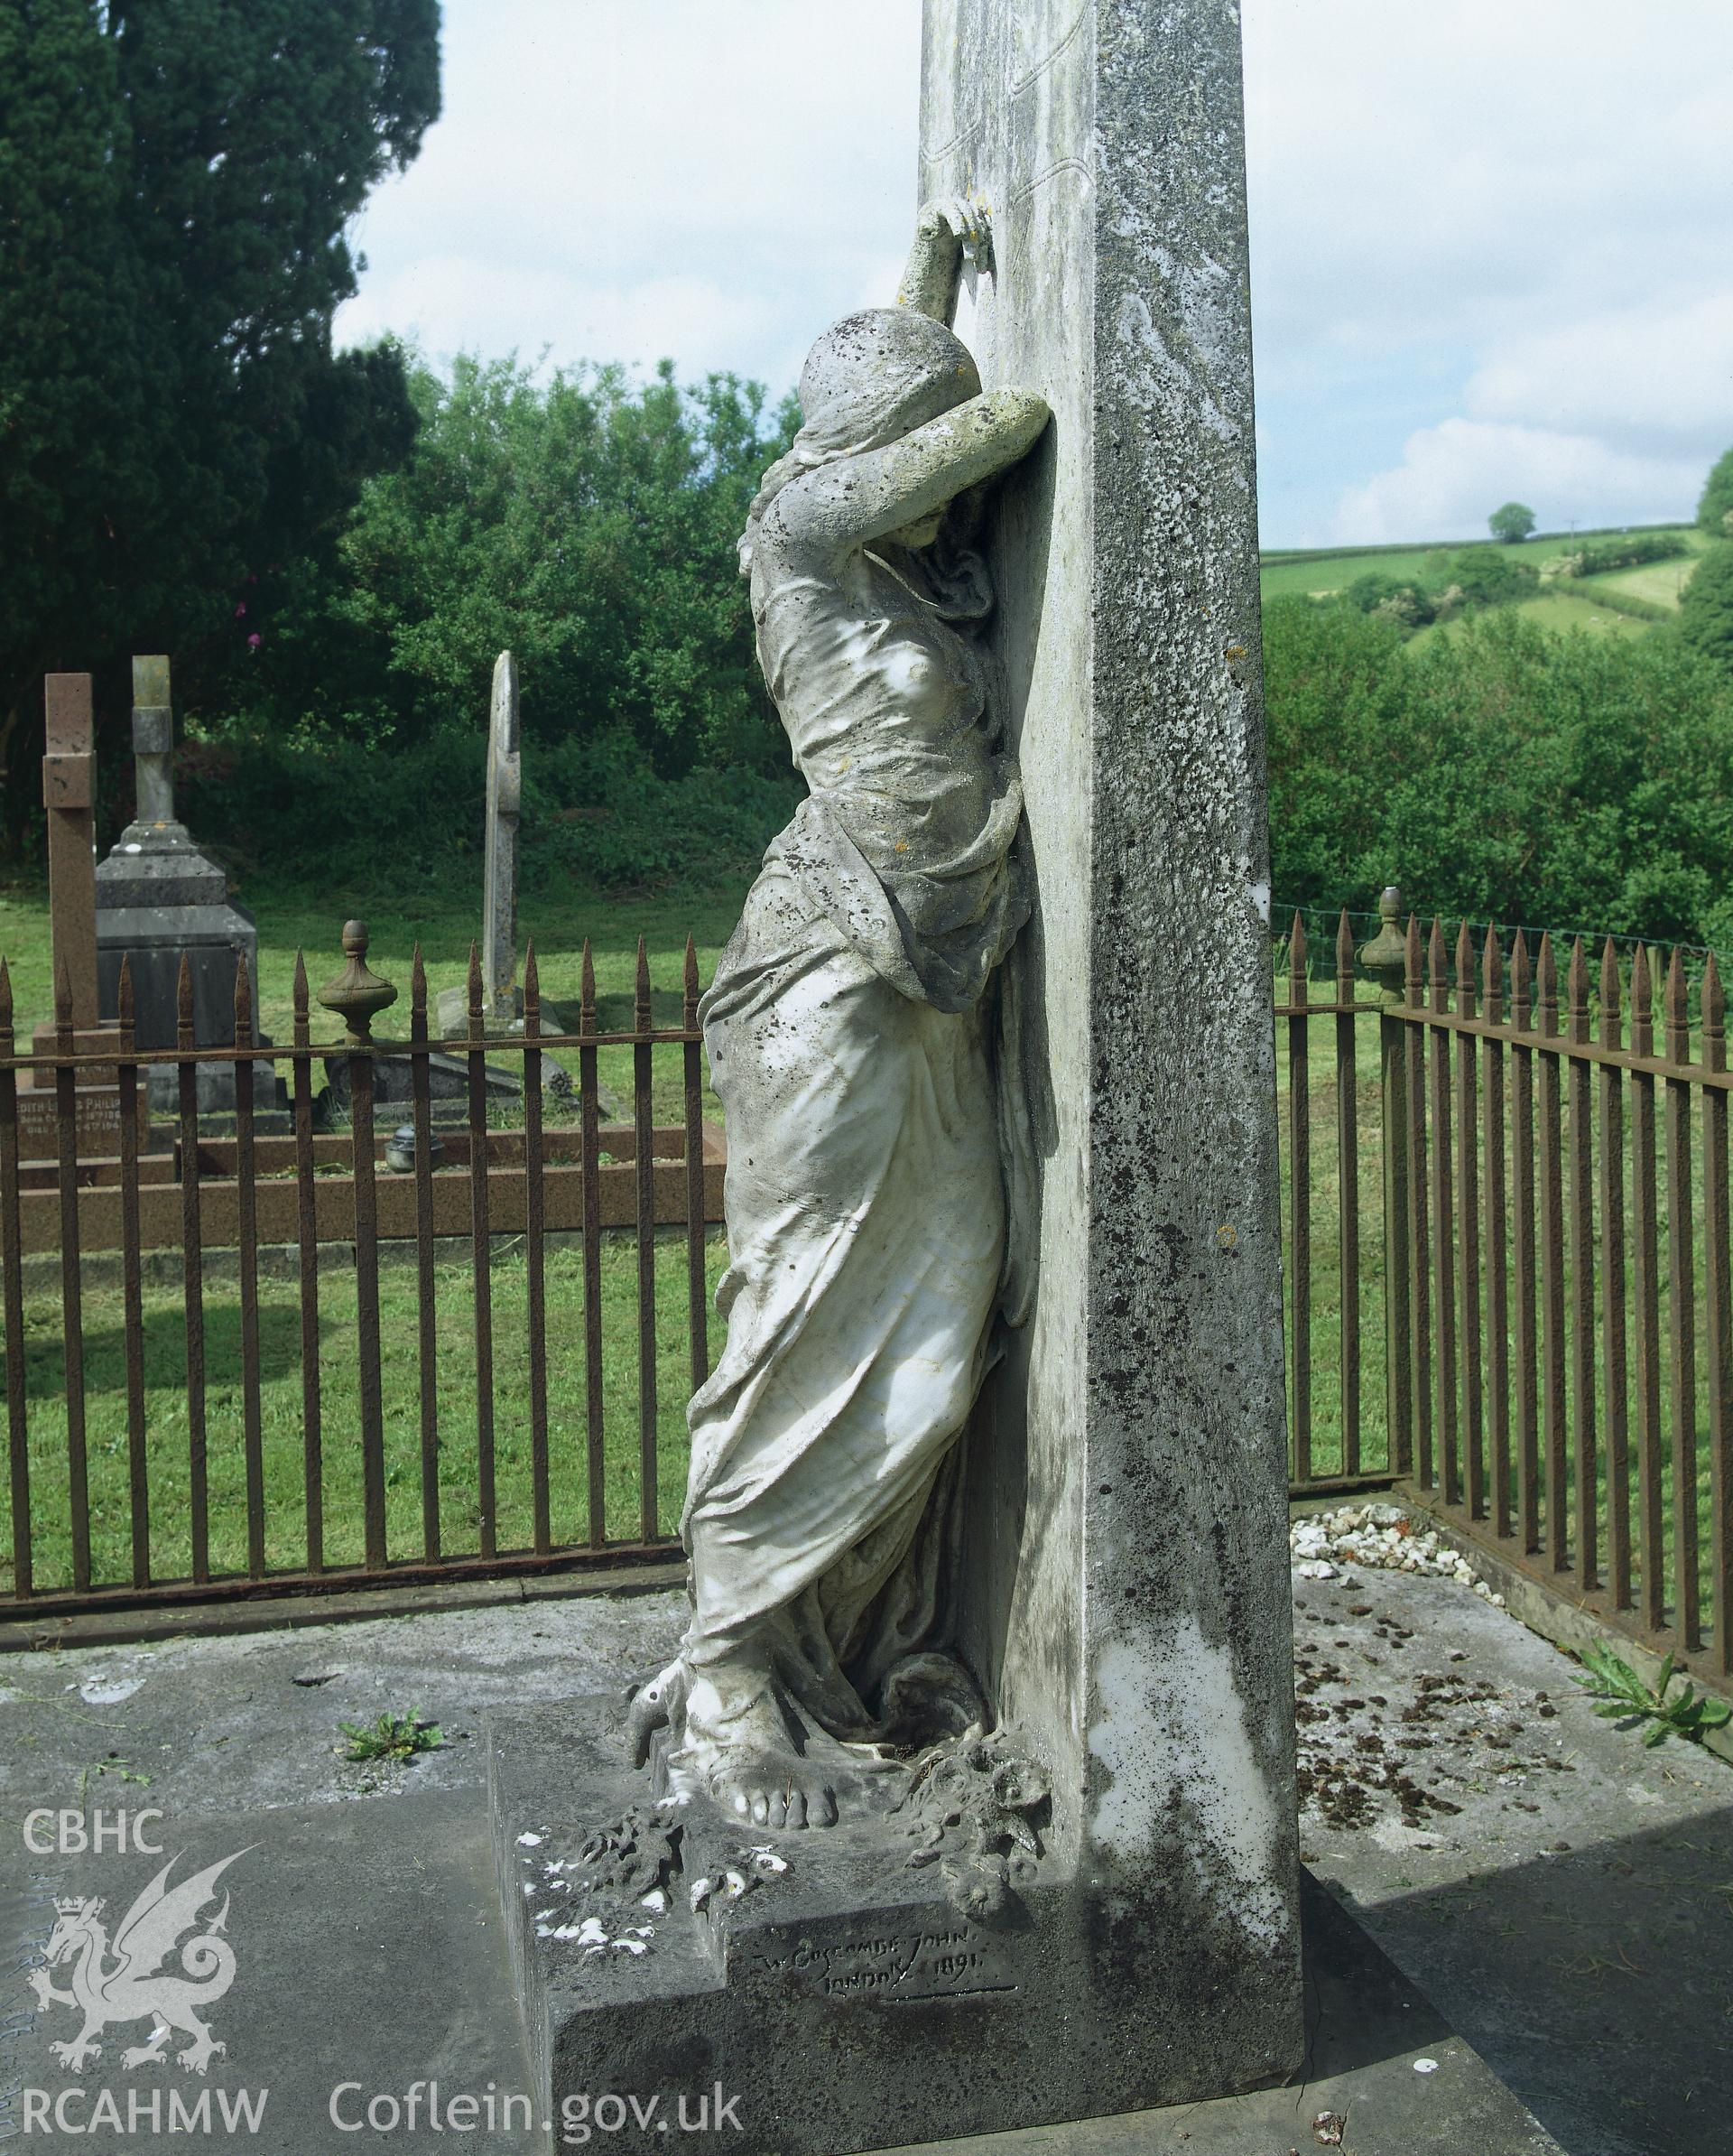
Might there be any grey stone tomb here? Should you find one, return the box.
[487,3,1302,2148]
[95,655,281,1118]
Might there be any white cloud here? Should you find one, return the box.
[1463,295,1733,461]
[329,0,1733,542]
[1243,0,1733,541]
[1330,419,1703,545]
[335,0,924,388]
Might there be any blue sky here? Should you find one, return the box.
[334,0,1733,550]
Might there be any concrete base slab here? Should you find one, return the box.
[7,1789,541,2156]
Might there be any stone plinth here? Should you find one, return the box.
[492,1703,1302,2156]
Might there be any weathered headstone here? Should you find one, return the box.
[17,677,145,1158]
[485,4,1301,2149]
[439,653,527,1037]
[95,656,280,1119]
[482,650,522,1025]
[42,674,99,1027]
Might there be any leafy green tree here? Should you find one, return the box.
[1488,501,1537,544]
[1698,448,1733,537]
[1443,546,1537,608]
[1264,599,1733,946]
[1679,543,1733,679]
[0,0,440,850]
[242,352,800,777]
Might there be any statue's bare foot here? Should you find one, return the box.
[681,1662,857,1830]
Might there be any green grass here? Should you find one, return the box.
[5,1232,727,1594]
[0,869,756,1594]
[0,871,752,1127]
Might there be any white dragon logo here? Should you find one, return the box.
[28,1849,249,2077]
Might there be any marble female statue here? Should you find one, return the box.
[631,200,1049,1828]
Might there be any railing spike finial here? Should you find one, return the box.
[1288,910,1308,1008]
[1599,936,1622,1047]
[1509,925,1531,1027]
[0,955,14,1036]
[524,937,540,1012]
[635,935,653,1027]
[1426,915,1447,1011]
[232,948,252,1034]
[1480,922,1503,1023]
[1664,946,1690,1061]
[1404,913,1422,1005]
[1536,931,1559,1034]
[1630,943,1652,1055]
[683,934,700,1026]
[1703,951,1725,1071]
[1454,919,1475,1015]
[410,943,427,1008]
[1565,934,1589,1040]
[580,937,596,1023]
[54,957,74,1034]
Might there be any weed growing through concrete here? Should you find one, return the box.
[1570,1641,1731,1749]
[338,1706,444,1763]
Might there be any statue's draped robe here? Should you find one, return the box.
[680,510,1026,1746]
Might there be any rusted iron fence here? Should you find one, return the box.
[8,884,1731,1690]
[1276,892,1732,1687]
[0,928,719,1622]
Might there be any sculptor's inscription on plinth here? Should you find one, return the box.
[746,1920,1015,2003]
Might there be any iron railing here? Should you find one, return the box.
[0,927,718,1621]
[7,887,1731,1698]
[1275,895,1733,1685]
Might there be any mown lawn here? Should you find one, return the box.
[0,870,755,1594]
[5,1233,727,1594]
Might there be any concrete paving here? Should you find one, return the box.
[1,1566,1728,2153]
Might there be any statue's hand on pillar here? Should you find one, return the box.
[899,195,992,324]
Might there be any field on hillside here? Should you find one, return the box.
[1260,523,1706,627]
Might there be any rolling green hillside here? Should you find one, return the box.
[1260,523,1708,638]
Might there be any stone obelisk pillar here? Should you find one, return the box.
[931,0,1305,2093]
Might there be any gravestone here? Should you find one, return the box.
[435,651,581,1103]
[95,656,281,1119]
[486,3,1302,2150]
[15,677,148,1158]
[438,651,530,1037]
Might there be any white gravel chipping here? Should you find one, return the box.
[1291,1504,1506,1607]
